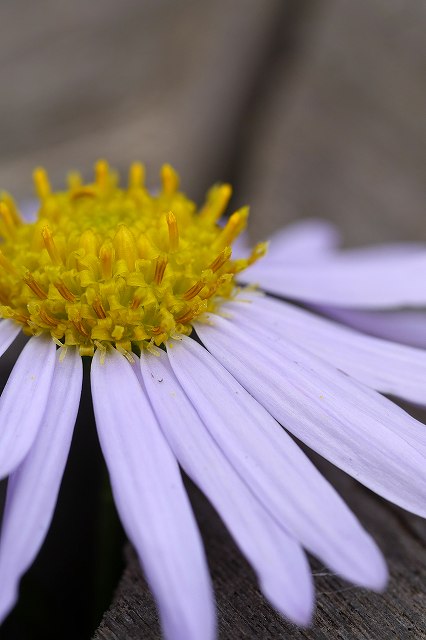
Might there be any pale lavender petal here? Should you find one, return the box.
[264,219,340,262]
[195,315,426,516]
[0,337,56,479]
[167,336,387,591]
[318,305,426,349]
[238,252,426,308]
[223,293,426,406]
[0,347,82,621]
[0,321,20,359]
[91,348,215,640]
[140,348,314,626]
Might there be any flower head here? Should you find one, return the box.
[0,163,425,640]
[0,161,264,355]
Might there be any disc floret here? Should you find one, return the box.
[0,161,265,355]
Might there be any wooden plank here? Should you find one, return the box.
[240,0,426,245]
[0,0,280,200]
[94,472,426,640]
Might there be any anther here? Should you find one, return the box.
[70,187,97,200]
[80,229,99,256]
[95,159,109,188]
[72,319,90,338]
[39,308,58,327]
[213,207,248,250]
[33,167,51,200]
[13,313,29,325]
[0,193,22,226]
[92,297,107,319]
[182,280,205,300]
[209,246,232,273]
[55,281,76,302]
[0,202,16,238]
[161,164,179,195]
[113,225,137,272]
[200,184,232,221]
[23,273,48,300]
[128,162,145,190]
[99,242,114,279]
[175,308,197,324]
[154,256,168,285]
[130,292,143,310]
[42,226,63,265]
[166,211,179,252]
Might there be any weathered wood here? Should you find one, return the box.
[241,0,426,245]
[94,472,426,640]
[0,0,280,200]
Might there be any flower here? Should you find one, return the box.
[0,162,425,640]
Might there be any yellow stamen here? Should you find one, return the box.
[0,193,22,226]
[55,281,76,302]
[154,256,168,285]
[33,167,51,200]
[200,184,232,221]
[213,207,249,250]
[42,226,63,265]
[209,246,232,273]
[166,211,179,252]
[92,297,107,319]
[71,187,97,201]
[0,202,17,239]
[23,273,48,300]
[128,162,145,190]
[95,159,109,189]
[39,308,58,327]
[182,280,205,301]
[72,318,90,338]
[114,225,137,272]
[99,242,114,279]
[80,229,99,256]
[161,164,179,195]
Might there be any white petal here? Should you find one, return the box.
[319,305,426,349]
[238,252,426,308]
[0,337,56,478]
[0,347,82,621]
[167,336,387,591]
[140,348,314,626]
[195,316,426,516]
[91,348,215,640]
[264,219,340,261]
[0,321,20,359]
[223,293,426,407]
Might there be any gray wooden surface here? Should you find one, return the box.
[0,1,425,638]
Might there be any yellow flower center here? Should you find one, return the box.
[0,161,265,356]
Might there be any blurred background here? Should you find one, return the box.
[0,1,425,638]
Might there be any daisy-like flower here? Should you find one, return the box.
[0,162,425,640]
